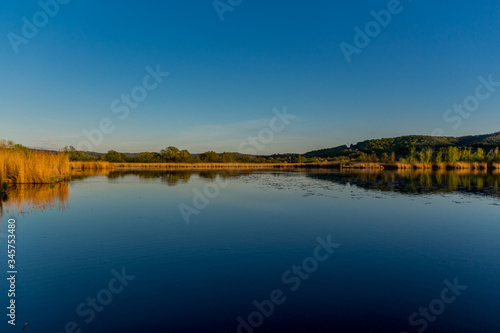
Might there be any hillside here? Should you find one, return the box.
[304,132,500,159]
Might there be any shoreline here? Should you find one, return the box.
[70,161,500,171]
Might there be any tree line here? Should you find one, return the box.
[63,145,500,164]
[63,146,315,164]
[345,146,500,164]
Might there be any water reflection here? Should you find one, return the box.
[71,168,260,185]
[307,169,500,198]
[0,182,69,218]
[72,168,500,197]
[2,169,499,218]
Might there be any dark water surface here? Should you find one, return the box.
[1,169,499,333]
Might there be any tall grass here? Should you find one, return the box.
[445,162,488,170]
[0,147,70,184]
[383,162,489,170]
[70,161,114,171]
[340,162,385,169]
[110,162,289,169]
[109,162,386,169]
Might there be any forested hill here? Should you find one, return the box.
[304,132,500,159]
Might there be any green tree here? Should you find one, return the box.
[178,150,193,163]
[446,147,460,163]
[135,152,160,163]
[473,148,484,162]
[161,146,180,162]
[220,152,237,163]
[105,150,126,162]
[434,151,443,164]
[198,151,219,162]
[460,148,471,162]
[381,152,390,163]
[292,155,307,163]
[408,147,417,163]
[418,148,433,163]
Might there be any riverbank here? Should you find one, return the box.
[2,151,499,179]
[70,161,114,170]
[69,161,500,171]
[0,148,70,184]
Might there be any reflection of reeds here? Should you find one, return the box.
[0,148,70,184]
[0,182,69,217]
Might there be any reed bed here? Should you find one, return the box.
[409,163,433,170]
[111,162,289,169]
[383,162,490,171]
[70,161,114,171]
[444,162,488,170]
[0,148,70,184]
[340,162,385,169]
[383,162,413,170]
[110,162,372,169]
[72,161,500,171]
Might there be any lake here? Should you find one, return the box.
[1,169,499,333]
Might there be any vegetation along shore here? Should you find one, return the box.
[1,131,500,184]
[0,140,70,185]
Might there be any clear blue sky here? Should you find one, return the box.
[1,0,499,154]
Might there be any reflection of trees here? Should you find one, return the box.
[307,170,500,198]
[70,168,264,186]
[106,170,193,186]
[0,183,69,218]
[105,169,256,186]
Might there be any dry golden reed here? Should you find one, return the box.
[110,162,289,169]
[0,147,70,184]
[109,162,369,169]
[70,161,114,171]
[340,162,385,169]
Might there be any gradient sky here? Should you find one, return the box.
[1,0,500,154]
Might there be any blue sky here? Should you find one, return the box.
[1,0,500,154]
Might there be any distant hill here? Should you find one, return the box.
[304,132,500,158]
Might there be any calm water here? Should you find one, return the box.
[1,169,500,333]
